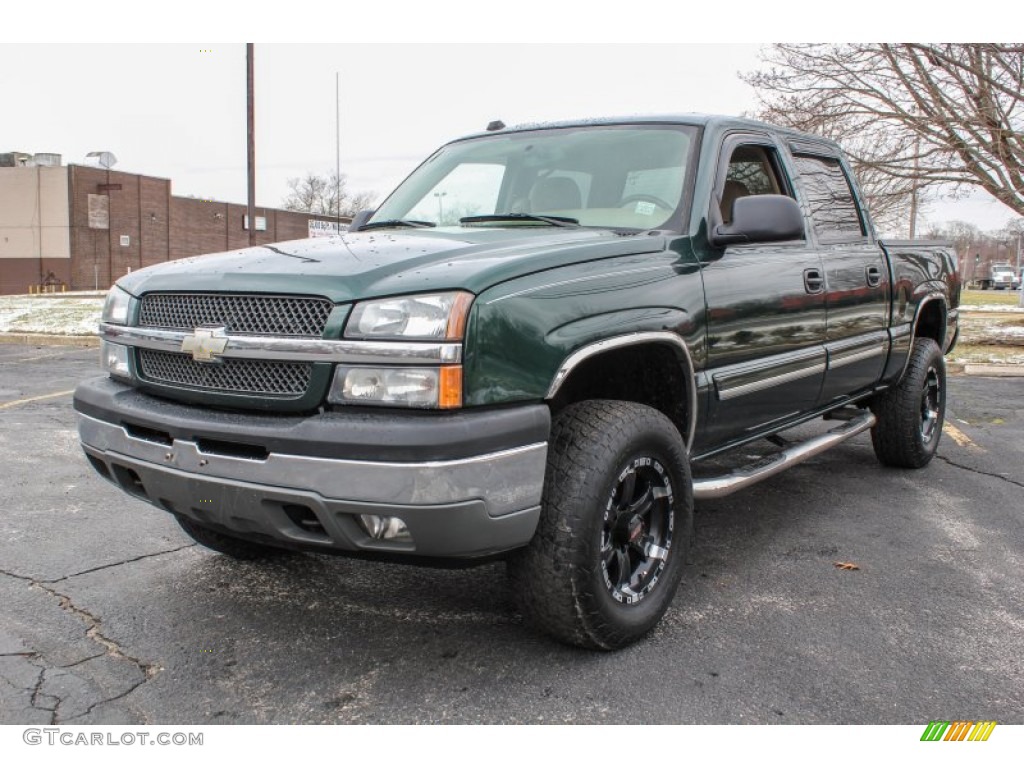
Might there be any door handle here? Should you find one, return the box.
[804,268,825,294]
[866,265,882,287]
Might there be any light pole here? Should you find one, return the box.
[246,43,256,247]
[434,191,447,223]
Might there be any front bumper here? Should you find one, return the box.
[74,377,549,558]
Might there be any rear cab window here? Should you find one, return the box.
[790,153,866,241]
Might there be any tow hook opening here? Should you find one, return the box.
[282,503,330,539]
[110,464,148,501]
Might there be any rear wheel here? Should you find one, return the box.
[176,516,289,560]
[509,400,693,650]
[870,337,946,468]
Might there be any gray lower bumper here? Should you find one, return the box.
[78,413,546,558]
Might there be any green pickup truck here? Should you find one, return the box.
[74,115,960,649]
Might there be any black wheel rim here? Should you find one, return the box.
[921,364,942,443]
[600,457,674,604]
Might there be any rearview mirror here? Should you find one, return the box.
[710,195,804,248]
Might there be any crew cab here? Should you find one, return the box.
[74,115,959,649]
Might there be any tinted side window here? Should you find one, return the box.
[792,155,865,240]
[718,144,790,224]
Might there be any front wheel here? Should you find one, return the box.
[870,337,946,468]
[509,400,693,650]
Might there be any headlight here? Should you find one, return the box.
[346,291,473,339]
[328,366,462,409]
[102,285,132,325]
[100,340,131,380]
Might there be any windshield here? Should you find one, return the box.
[369,124,696,231]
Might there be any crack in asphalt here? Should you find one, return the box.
[28,663,60,724]
[58,652,106,669]
[0,546,191,722]
[935,453,1024,489]
[65,675,152,724]
[1,565,160,678]
[46,544,196,584]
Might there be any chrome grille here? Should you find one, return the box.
[138,350,311,396]
[139,293,332,337]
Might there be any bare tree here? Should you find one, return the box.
[743,44,1024,232]
[282,172,376,218]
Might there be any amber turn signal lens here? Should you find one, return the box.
[445,292,475,340]
[438,366,463,409]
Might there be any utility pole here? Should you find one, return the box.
[336,71,341,232]
[246,43,256,247]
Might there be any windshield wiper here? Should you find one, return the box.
[460,213,580,228]
[357,219,436,231]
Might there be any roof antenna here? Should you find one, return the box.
[486,120,505,132]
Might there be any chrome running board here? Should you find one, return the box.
[692,410,877,500]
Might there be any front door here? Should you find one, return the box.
[699,135,826,450]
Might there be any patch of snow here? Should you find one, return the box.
[966,304,1024,312]
[0,296,104,336]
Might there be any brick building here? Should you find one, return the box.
[0,157,346,295]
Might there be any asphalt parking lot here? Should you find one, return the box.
[1,342,1021,725]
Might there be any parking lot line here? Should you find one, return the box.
[0,389,75,410]
[10,349,93,364]
[942,422,981,450]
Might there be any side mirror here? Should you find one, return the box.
[710,195,805,248]
[349,210,376,232]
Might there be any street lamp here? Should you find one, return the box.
[434,191,447,223]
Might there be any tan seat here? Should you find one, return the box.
[720,179,750,224]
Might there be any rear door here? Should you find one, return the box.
[787,144,891,405]
[699,132,826,449]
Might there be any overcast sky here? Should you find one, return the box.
[1,43,1016,233]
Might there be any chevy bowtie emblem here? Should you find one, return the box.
[180,326,229,363]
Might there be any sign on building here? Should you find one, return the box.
[88,194,109,229]
[308,219,343,238]
[242,215,267,231]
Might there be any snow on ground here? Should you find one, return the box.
[0,295,104,336]
[967,304,1024,312]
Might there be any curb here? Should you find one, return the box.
[961,363,1024,378]
[0,333,99,348]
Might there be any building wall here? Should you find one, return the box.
[1,163,341,294]
[0,167,71,294]
[68,165,173,291]
[169,199,323,260]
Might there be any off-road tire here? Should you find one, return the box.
[870,337,946,468]
[176,516,288,560]
[509,400,693,650]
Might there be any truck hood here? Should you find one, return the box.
[117,227,666,303]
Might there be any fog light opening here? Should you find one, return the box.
[357,514,412,543]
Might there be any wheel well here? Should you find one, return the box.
[915,299,946,346]
[548,344,690,441]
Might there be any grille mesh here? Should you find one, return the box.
[138,350,311,396]
[139,293,332,337]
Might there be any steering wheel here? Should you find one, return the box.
[619,194,673,209]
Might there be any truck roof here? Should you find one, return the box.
[455,114,844,153]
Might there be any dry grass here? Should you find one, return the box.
[960,289,1022,307]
